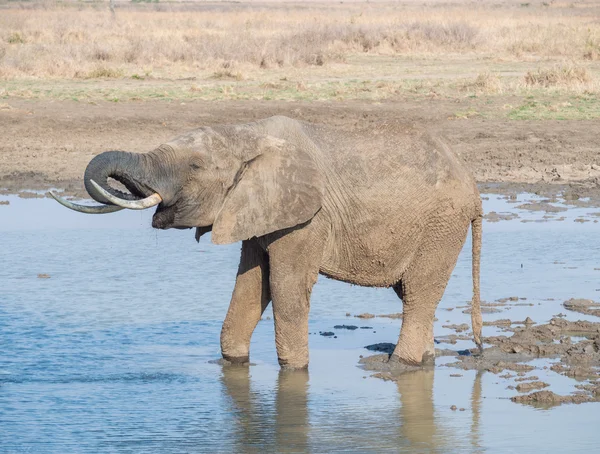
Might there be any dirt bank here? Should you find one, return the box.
[362,317,600,407]
[1,98,599,197]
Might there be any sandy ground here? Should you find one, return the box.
[1,97,599,196]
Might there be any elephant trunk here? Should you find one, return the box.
[84,151,155,204]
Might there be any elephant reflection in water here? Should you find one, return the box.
[220,365,484,452]
[395,370,442,449]
[394,369,483,452]
[220,366,309,452]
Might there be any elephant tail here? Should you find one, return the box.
[471,215,483,353]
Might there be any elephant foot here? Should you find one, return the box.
[390,338,436,368]
[219,354,250,366]
[359,353,422,374]
[278,357,309,370]
[389,352,435,367]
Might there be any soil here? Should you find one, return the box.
[516,202,568,213]
[483,318,535,327]
[353,312,403,319]
[1,98,600,200]
[515,381,549,392]
[483,211,519,222]
[364,317,600,405]
[563,299,600,318]
[333,325,359,330]
[511,390,598,407]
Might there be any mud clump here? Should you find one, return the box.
[514,375,539,382]
[333,325,358,330]
[19,191,45,199]
[319,331,335,337]
[463,306,502,314]
[377,313,403,319]
[483,317,535,328]
[516,202,567,213]
[442,323,469,332]
[550,364,599,379]
[354,313,375,319]
[435,334,472,344]
[487,361,535,374]
[353,312,402,319]
[365,343,395,354]
[359,353,424,375]
[497,296,520,302]
[483,319,512,327]
[0,200,9,205]
[515,381,549,392]
[484,211,519,222]
[37,273,51,279]
[563,298,600,318]
[511,390,597,407]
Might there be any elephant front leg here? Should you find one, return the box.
[220,239,270,364]
[265,225,325,369]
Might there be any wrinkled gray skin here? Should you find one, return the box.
[80,116,483,369]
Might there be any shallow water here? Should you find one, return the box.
[1,193,599,452]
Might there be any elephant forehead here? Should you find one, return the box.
[167,132,210,151]
[166,132,235,164]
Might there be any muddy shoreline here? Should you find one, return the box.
[1,98,599,200]
[359,314,600,408]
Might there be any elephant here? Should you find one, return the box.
[51,115,483,369]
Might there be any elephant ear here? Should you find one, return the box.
[211,137,324,245]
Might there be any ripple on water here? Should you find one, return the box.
[1,194,599,452]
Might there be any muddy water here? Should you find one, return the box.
[1,193,599,452]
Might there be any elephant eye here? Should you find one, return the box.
[190,161,205,171]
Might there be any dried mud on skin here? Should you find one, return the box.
[363,318,600,407]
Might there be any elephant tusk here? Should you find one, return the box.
[48,191,125,214]
[90,179,162,210]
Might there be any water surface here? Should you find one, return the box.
[1,193,599,452]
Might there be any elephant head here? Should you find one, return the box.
[51,125,325,244]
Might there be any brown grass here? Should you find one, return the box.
[1,1,599,79]
[461,72,502,94]
[524,65,591,88]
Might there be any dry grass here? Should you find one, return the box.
[1,1,600,79]
[461,72,502,94]
[524,65,592,88]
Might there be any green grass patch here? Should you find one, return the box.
[508,95,600,120]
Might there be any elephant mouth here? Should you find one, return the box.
[152,204,177,229]
[108,173,155,200]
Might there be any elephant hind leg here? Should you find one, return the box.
[220,238,271,364]
[391,225,468,366]
[392,281,445,366]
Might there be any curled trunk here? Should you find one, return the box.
[84,151,154,204]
